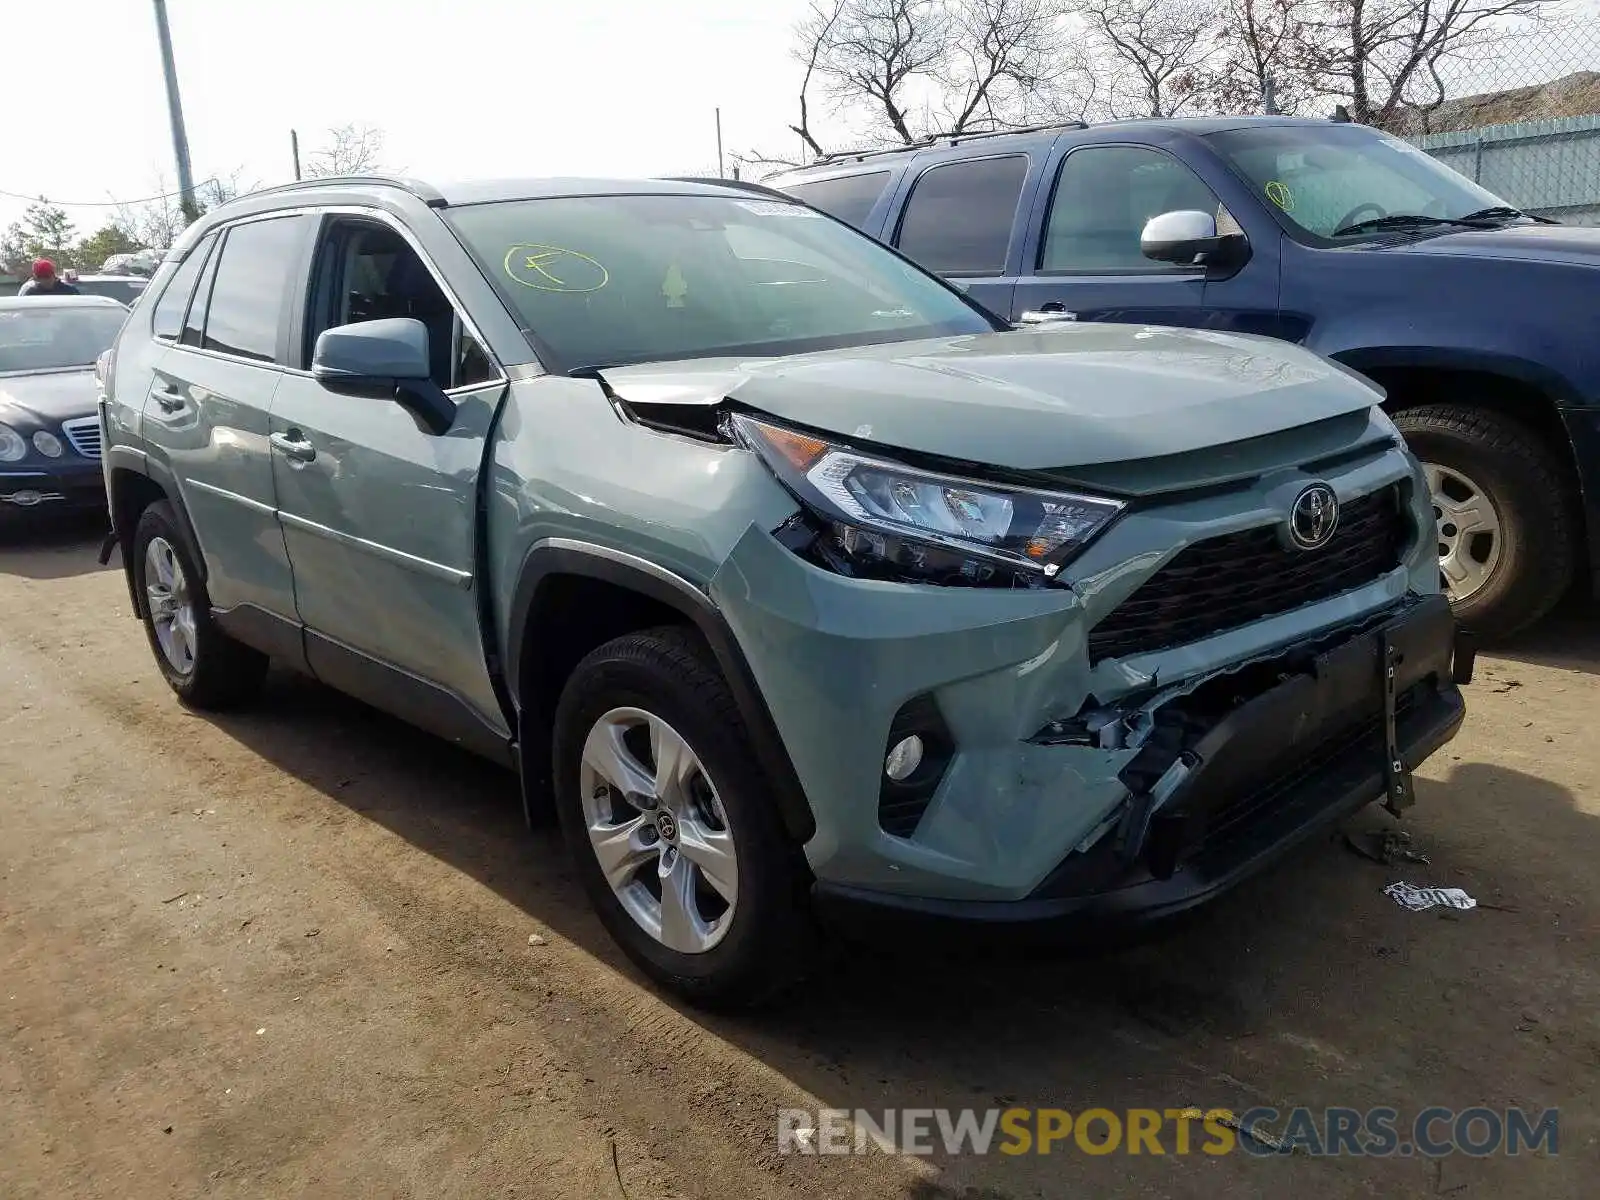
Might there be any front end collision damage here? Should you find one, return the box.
[502,371,1462,911]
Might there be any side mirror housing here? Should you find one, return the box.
[311,317,453,435]
[1140,210,1247,269]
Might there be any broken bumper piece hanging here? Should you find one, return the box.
[813,593,1469,945]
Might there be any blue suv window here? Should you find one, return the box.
[1041,145,1220,274]
[895,155,1028,276]
[783,170,891,229]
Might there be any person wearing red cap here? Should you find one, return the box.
[16,259,79,297]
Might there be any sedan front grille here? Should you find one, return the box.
[61,416,102,459]
[1087,486,1408,663]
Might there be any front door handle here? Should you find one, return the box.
[269,431,317,463]
[151,384,184,413]
[1018,305,1077,325]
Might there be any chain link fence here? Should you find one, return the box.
[1380,13,1600,223]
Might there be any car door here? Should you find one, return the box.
[1014,142,1277,332]
[139,214,314,646]
[889,153,1034,320]
[267,211,511,756]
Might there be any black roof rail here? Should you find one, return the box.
[234,174,448,208]
[660,176,796,201]
[808,120,1089,167]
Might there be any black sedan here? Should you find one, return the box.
[0,295,127,516]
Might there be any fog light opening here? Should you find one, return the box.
[885,735,924,782]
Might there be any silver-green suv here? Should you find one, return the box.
[98,175,1470,1005]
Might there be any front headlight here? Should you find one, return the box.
[32,430,63,458]
[0,423,26,463]
[731,414,1125,586]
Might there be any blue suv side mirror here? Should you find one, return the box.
[312,317,454,435]
[1141,210,1248,270]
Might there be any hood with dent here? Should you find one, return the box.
[1380,222,1600,268]
[0,368,99,427]
[601,324,1378,470]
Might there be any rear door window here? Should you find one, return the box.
[198,215,312,363]
[783,171,892,228]
[894,155,1028,276]
[151,234,217,340]
[180,242,222,348]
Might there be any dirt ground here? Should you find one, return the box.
[1,516,1596,1200]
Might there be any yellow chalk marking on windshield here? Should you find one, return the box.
[1265,181,1295,212]
[502,244,609,292]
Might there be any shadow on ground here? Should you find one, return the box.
[1489,600,1600,673]
[206,668,1600,1200]
[0,512,110,581]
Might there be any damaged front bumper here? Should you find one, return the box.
[811,593,1468,943]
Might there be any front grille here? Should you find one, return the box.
[62,416,102,459]
[1087,487,1407,662]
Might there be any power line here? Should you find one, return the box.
[0,180,217,208]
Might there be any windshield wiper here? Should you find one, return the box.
[1457,205,1558,226]
[1332,213,1482,237]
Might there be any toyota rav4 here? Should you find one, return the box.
[97,175,1470,1006]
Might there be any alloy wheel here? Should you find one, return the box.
[144,536,197,676]
[579,707,738,954]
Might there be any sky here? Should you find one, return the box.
[3,0,813,238]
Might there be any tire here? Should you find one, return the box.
[132,500,268,708]
[552,626,815,1008]
[1394,404,1575,641]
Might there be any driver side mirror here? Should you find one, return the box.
[1140,210,1248,269]
[311,317,454,435]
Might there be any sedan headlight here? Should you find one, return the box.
[0,423,26,463]
[32,430,63,458]
[731,414,1125,586]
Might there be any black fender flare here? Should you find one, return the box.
[104,448,208,616]
[506,539,816,843]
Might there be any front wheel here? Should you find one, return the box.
[551,626,814,1008]
[1393,404,1575,639]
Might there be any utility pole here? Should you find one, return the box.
[291,129,302,181]
[715,107,725,178]
[151,0,198,225]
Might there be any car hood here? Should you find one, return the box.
[600,324,1379,470]
[0,368,98,427]
[1380,222,1600,267]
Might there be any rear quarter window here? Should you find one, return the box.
[781,170,892,229]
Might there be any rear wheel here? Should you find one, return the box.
[1394,404,1575,640]
[551,626,814,1008]
[132,501,268,708]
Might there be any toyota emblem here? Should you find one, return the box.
[1289,483,1340,550]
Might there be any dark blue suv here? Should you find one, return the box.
[771,117,1600,638]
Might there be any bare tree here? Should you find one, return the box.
[1072,0,1218,118]
[1305,0,1557,129]
[304,123,387,178]
[109,166,258,250]
[741,0,1072,171]
[935,0,1072,131]
[814,0,951,144]
[1204,0,1322,114]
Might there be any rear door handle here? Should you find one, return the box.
[269,431,317,463]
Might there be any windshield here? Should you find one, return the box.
[1206,125,1511,241]
[0,306,127,373]
[444,194,998,371]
